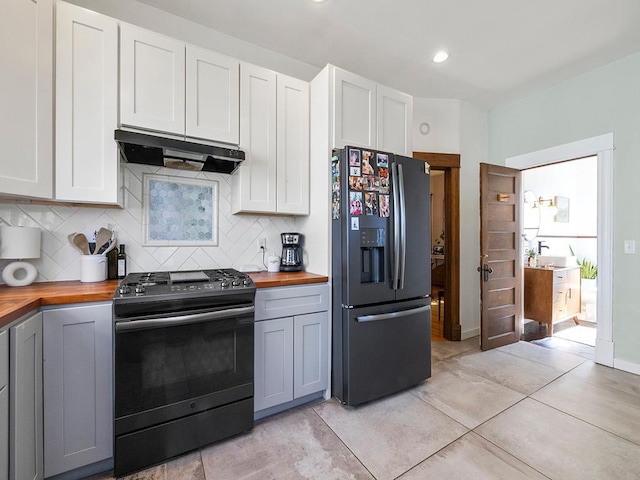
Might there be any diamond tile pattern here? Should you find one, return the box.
[0,165,296,282]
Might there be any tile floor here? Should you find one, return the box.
[92,338,640,480]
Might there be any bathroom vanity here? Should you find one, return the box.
[524,266,581,335]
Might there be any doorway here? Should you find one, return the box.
[520,157,597,354]
[413,152,461,341]
[504,133,614,367]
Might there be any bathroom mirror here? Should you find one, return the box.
[523,190,540,241]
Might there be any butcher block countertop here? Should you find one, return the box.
[0,271,328,329]
[248,271,328,288]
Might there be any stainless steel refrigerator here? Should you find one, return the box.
[331,146,431,406]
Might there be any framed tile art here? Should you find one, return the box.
[142,174,219,246]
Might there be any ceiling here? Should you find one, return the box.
[135,0,640,108]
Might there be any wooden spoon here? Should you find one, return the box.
[72,233,90,255]
[94,228,112,255]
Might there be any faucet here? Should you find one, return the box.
[537,241,549,255]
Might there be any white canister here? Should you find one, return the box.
[267,255,280,273]
[80,255,107,282]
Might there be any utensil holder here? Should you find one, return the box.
[80,255,107,282]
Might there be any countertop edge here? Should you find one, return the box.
[0,272,329,329]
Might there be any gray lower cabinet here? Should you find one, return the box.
[254,284,329,413]
[10,311,44,480]
[0,329,8,480]
[255,317,294,410]
[43,302,113,478]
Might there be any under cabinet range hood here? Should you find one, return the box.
[114,129,245,174]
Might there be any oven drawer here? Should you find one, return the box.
[115,397,253,477]
[255,284,329,321]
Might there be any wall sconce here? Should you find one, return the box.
[533,197,558,214]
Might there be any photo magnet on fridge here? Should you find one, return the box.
[349,148,361,167]
[376,153,389,168]
[365,192,378,216]
[349,176,363,191]
[379,194,390,218]
[362,153,375,175]
[349,191,363,215]
[332,190,340,220]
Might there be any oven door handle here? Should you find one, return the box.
[115,305,255,332]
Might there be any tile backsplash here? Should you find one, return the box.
[0,164,296,283]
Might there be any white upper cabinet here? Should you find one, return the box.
[233,64,309,215]
[377,85,413,156]
[55,2,120,205]
[186,46,239,144]
[120,24,240,145]
[234,62,278,213]
[276,74,309,215]
[333,68,377,150]
[0,0,53,199]
[120,24,186,135]
[332,66,413,155]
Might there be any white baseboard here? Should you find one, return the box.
[595,338,614,367]
[462,327,480,340]
[613,358,640,376]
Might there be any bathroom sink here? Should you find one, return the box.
[536,255,578,267]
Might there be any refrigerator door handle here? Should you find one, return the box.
[356,304,431,323]
[391,162,401,290]
[398,163,407,290]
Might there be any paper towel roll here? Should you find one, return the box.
[0,226,41,259]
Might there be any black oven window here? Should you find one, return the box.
[115,317,253,418]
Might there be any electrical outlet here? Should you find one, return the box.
[257,237,266,252]
[624,240,635,254]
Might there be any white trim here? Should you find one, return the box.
[505,133,613,169]
[595,338,614,367]
[506,133,614,368]
[613,358,640,377]
[462,327,480,340]
[595,148,614,367]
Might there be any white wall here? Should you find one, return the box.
[459,101,488,339]
[489,51,640,367]
[413,98,461,153]
[413,98,488,340]
[522,157,598,263]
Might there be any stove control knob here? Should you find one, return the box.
[135,284,146,294]
[118,285,131,295]
[243,278,252,286]
[232,278,241,287]
[220,280,230,288]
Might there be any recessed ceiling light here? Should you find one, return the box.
[311,0,328,3]
[433,51,449,63]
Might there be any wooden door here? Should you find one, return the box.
[480,163,522,350]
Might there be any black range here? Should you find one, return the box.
[112,269,256,476]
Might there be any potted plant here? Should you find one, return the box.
[569,245,597,279]
[569,245,597,321]
[526,248,536,266]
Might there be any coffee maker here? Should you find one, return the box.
[280,233,303,272]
